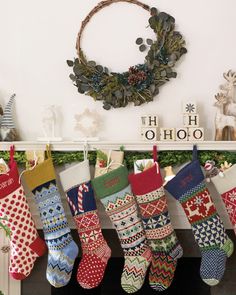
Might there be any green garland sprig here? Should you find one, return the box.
[1,150,236,170]
[68,2,187,110]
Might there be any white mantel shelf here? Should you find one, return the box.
[0,141,235,151]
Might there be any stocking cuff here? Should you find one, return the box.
[23,158,56,191]
[165,159,204,200]
[92,166,128,199]
[211,164,236,194]
[59,160,91,192]
[129,164,162,195]
[0,161,20,198]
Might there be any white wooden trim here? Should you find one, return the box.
[0,230,9,295]
[0,140,235,151]
[0,231,20,295]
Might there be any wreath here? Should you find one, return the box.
[67,0,187,110]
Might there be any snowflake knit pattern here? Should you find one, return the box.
[59,160,111,289]
[165,154,234,286]
[211,164,236,235]
[24,158,78,287]
[92,166,152,294]
[0,146,46,280]
[129,164,183,291]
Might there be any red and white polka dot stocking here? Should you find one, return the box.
[0,146,47,280]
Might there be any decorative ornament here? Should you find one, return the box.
[163,166,176,186]
[1,245,10,254]
[134,159,154,173]
[0,94,19,141]
[204,160,221,182]
[67,0,187,110]
[214,70,236,140]
[74,108,101,140]
[37,105,62,141]
[220,161,232,172]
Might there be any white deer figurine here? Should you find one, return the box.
[214,93,236,140]
[215,70,236,140]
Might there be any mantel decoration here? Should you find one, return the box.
[1,150,236,170]
[67,0,187,110]
[74,108,102,140]
[214,70,236,140]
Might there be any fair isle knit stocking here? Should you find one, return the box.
[0,146,46,280]
[24,158,79,287]
[92,166,152,294]
[211,165,236,235]
[165,146,234,286]
[129,163,183,291]
[59,160,111,289]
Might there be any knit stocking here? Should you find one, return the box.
[24,157,79,287]
[211,165,236,235]
[92,166,152,294]
[0,146,46,280]
[165,146,234,286]
[129,163,183,291]
[59,159,111,289]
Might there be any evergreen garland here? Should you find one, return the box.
[1,150,236,170]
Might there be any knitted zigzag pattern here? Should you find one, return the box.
[33,180,78,287]
[136,186,182,290]
[128,164,182,291]
[149,254,177,291]
[101,190,152,293]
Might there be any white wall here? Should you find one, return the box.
[0,0,236,141]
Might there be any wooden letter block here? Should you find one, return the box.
[183,114,199,127]
[160,128,176,141]
[141,127,158,141]
[141,115,158,127]
[188,127,204,141]
[182,102,197,114]
[176,128,188,141]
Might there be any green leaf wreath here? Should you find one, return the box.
[67,0,187,110]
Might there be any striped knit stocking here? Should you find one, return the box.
[165,146,234,286]
[24,158,79,287]
[129,163,183,291]
[92,166,152,294]
[59,160,111,289]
